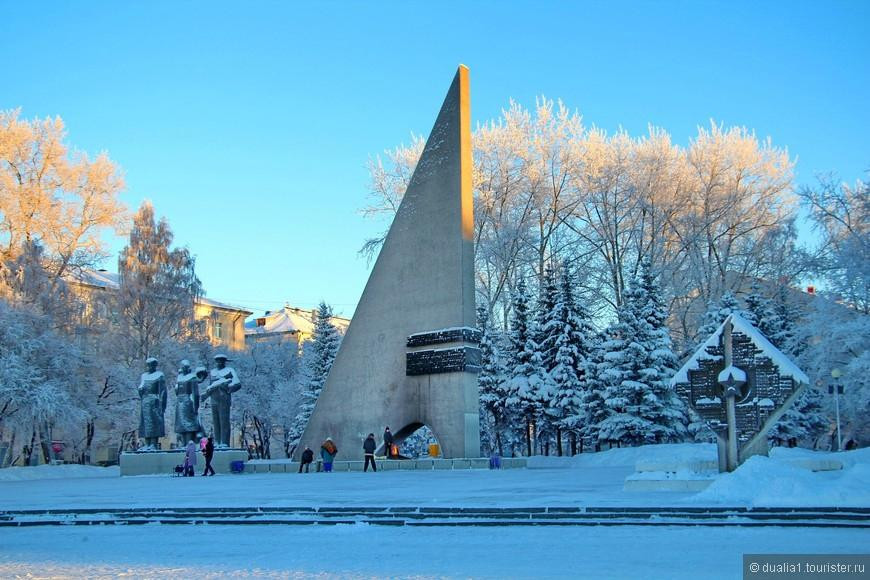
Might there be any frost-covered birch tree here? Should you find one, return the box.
[0,109,127,281]
[115,201,202,362]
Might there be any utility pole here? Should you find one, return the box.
[830,368,843,451]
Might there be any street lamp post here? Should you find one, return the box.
[830,368,844,451]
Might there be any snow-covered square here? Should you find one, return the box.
[3,2,869,578]
[1,444,868,578]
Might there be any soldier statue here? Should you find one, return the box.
[203,354,241,448]
[138,357,167,450]
[174,359,206,446]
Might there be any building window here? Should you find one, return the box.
[256,317,266,327]
[214,322,223,340]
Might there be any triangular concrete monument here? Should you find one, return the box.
[296,66,480,459]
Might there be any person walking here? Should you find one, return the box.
[202,436,215,476]
[383,427,394,458]
[184,440,197,477]
[299,446,314,473]
[363,433,377,472]
[320,438,337,472]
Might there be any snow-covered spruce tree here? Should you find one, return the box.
[595,264,687,446]
[767,386,829,448]
[506,278,549,456]
[547,264,599,455]
[744,285,772,334]
[695,292,751,348]
[771,286,799,354]
[634,260,688,440]
[581,329,612,447]
[534,265,560,454]
[287,301,341,453]
[477,304,509,456]
[116,201,202,362]
[744,284,798,352]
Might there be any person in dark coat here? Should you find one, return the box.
[363,434,377,472]
[321,438,337,472]
[202,436,215,476]
[383,427,394,458]
[299,446,314,473]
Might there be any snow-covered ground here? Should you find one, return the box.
[0,444,867,578]
[0,522,863,579]
[0,463,119,482]
[1,444,868,509]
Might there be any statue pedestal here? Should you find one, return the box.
[120,448,248,476]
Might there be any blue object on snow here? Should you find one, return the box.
[230,460,245,473]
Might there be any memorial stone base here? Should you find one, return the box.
[623,458,718,492]
[120,448,248,476]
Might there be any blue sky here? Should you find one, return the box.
[2,1,868,317]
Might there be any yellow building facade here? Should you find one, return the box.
[73,269,251,352]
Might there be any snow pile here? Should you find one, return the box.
[691,452,870,507]
[0,464,119,482]
[527,443,717,469]
[770,445,870,468]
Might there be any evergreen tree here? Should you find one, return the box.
[477,304,509,456]
[635,260,688,440]
[534,264,560,454]
[768,387,829,447]
[596,263,687,446]
[744,285,770,331]
[288,301,341,452]
[744,284,796,351]
[536,265,561,374]
[696,291,751,347]
[771,286,799,355]
[506,278,549,456]
[580,331,610,448]
[548,264,599,455]
[589,323,625,446]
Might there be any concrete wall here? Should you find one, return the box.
[120,449,247,476]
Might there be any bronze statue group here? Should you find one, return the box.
[136,353,241,476]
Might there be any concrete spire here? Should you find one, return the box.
[296,66,480,460]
